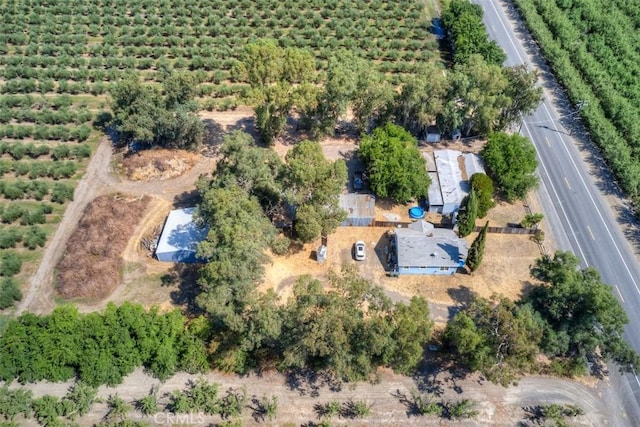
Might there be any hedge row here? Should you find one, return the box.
[0,107,92,125]
[0,142,92,160]
[0,225,47,250]
[0,180,75,203]
[0,202,53,225]
[513,0,640,195]
[0,160,78,180]
[0,124,91,142]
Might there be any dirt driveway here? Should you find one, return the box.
[12,110,629,426]
[16,366,616,427]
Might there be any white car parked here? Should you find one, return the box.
[354,241,366,261]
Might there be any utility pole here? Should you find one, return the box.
[518,112,525,134]
[569,100,587,136]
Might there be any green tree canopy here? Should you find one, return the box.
[358,123,431,203]
[466,221,489,272]
[525,251,640,372]
[196,185,277,320]
[234,40,318,144]
[0,303,206,386]
[444,294,543,386]
[395,62,449,136]
[499,65,543,129]
[447,55,510,136]
[212,131,284,207]
[281,265,432,381]
[470,173,495,218]
[441,0,506,66]
[284,140,347,241]
[108,72,203,150]
[481,132,538,201]
[457,188,478,237]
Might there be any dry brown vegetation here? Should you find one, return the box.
[55,194,151,300]
[116,148,200,181]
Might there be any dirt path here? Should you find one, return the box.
[16,368,613,426]
[16,139,218,315]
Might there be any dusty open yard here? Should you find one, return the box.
[262,224,540,308]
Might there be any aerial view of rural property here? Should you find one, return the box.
[2,0,640,425]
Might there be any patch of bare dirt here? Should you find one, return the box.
[55,194,151,300]
[262,215,541,308]
[117,149,200,181]
[15,368,611,427]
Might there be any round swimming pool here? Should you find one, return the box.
[409,206,425,219]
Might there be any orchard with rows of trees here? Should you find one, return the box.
[513,0,640,201]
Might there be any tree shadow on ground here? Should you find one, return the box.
[285,368,342,397]
[172,189,201,208]
[226,116,261,144]
[519,281,539,300]
[446,285,474,307]
[201,119,224,157]
[163,263,204,316]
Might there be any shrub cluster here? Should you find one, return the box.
[0,202,52,225]
[0,180,74,203]
[0,160,77,179]
[0,124,91,141]
[0,303,208,386]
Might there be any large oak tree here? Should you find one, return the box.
[358,123,430,203]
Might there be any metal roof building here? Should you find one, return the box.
[426,150,486,215]
[339,193,376,227]
[155,207,209,263]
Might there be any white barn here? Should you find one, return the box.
[155,208,209,263]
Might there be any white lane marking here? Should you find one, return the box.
[545,137,551,146]
[523,121,588,265]
[617,285,626,303]
[486,0,640,295]
[564,176,571,190]
[540,103,640,295]
[487,0,526,64]
[490,0,640,390]
[587,225,595,240]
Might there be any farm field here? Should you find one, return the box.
[0,0,441,311]
[0,0,439,110]
[513,0,640,197]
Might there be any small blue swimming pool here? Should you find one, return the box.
[409,206,425,219]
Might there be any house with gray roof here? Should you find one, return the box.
[390,220,467,275]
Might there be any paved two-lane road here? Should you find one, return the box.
[474,0,640,424]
